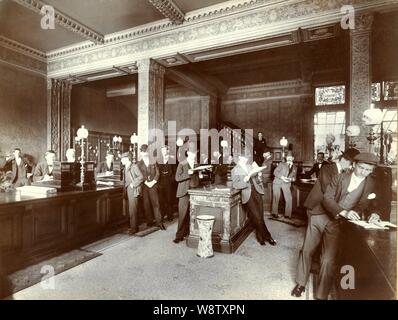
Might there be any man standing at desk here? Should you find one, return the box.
[292,147,359,298]
[272,152,297,219]
[158,145,176,222]
[292,152,380,299]
[174,143,200,244]
[0,148,31,187]
[33,150,56,182]
[97,152,114,175]
[306,152,326,178]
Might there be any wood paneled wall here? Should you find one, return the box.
[221,80,314,163]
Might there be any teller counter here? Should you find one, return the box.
[186,185,251,253]
[0,186,126,274]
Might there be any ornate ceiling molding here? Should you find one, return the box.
[11,0,105,44]
[0,36,47,76]
[148,0,185,25]
[45,0,397,78]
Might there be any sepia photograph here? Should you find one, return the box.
[0,0,397,308]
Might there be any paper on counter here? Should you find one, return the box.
[192,165,213,171]
[16,186,57,195]
[349,220,394,230]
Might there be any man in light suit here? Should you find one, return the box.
[121,152,144,235]
[271,152,297,218]
[292,148,359,298]
[292,152,380,299]
[174,144,200,243]
[231,152,276,246]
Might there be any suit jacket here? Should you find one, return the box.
[261,158,273,183]
[307,161,326,178]
[304,162,338,210]
[137,160,159,183]
[175,160,200,198]
[322,172,377,220]
[273,162,297,186]
[231,163,264,204]
[124,164,144,198]
[157,157,176,186]
[33,162,53,182]
[0,158,30,185]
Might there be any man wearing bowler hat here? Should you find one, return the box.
[292,151,380,299]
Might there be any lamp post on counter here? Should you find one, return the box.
[280,136,288,160]
[75,125,89,189]
[130,133,139,164]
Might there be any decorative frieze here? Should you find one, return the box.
[45,0,394,77]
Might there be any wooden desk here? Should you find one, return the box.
[186,185,251,253]
[337,221,397,300]
[0,186,126,274]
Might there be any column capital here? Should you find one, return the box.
[351,13,374,35]
[137,58,165,76]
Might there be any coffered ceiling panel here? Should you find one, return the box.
[0,0,85,52]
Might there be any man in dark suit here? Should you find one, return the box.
[254,132,267,165]
[231,152,276,246]
[33,150,56,182]
[306,152,326,178]
[158,145,176,222]
[121,152,144,235]
[0,148,31,187]
[271,152,297,218]
[292,151,379,300]
[261,148,273,211]
[174,144,200,243]
[137,144,165,231]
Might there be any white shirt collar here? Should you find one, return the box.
[347,172,366,193]
[187,158,195,169]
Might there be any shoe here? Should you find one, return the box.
[291,284,305,297]
[259,241,266,246]
[173,238,183,244]
[167,216,174,222]
[127,228,137,236]
[267,238,277,246]
[158,223,166,230]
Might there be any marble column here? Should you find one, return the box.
[349,13,374,152]
[200,95,218,129]
[137,59,165,146]
[47,78,72,160]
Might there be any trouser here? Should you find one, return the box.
[159,180,174,220]
[127,193,139,233]
[296,213,341,299]
[272,183,292,217]
[262,177,272,212]
[175,195,190,240]
[244,189,271,243]
[142,185,162,225]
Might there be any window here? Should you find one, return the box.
[374,109,397,165]
[314,111,346,160]
[372,81,398,102]
[315,85,345,106]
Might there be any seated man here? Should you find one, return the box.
[0,148,32,187]
[306,152,326,178]
[33,150,56,182]
[271,152,297,218]
[231,151,276,246]
[97,152,114,175]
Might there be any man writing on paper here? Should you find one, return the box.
[292,152,380,300]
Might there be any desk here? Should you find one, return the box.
[186,185,251,253]
[0,186,126,274]
[337,221,397,300]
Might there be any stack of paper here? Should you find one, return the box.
[349,220,397,230]
[16,186,57,195]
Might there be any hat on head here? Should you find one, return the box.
[354,152,379,165]
[140,144,149,152]
[286,151,294,158]
[341,148,360,161]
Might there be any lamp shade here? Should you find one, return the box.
[280,136,288,147]
[362,103,383,126]
[117,136,122,143]
[130,133,138,144]
[113,135,118,143]
[77,125,88,139]
[220,140,228,148]
[346,125,360,137]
